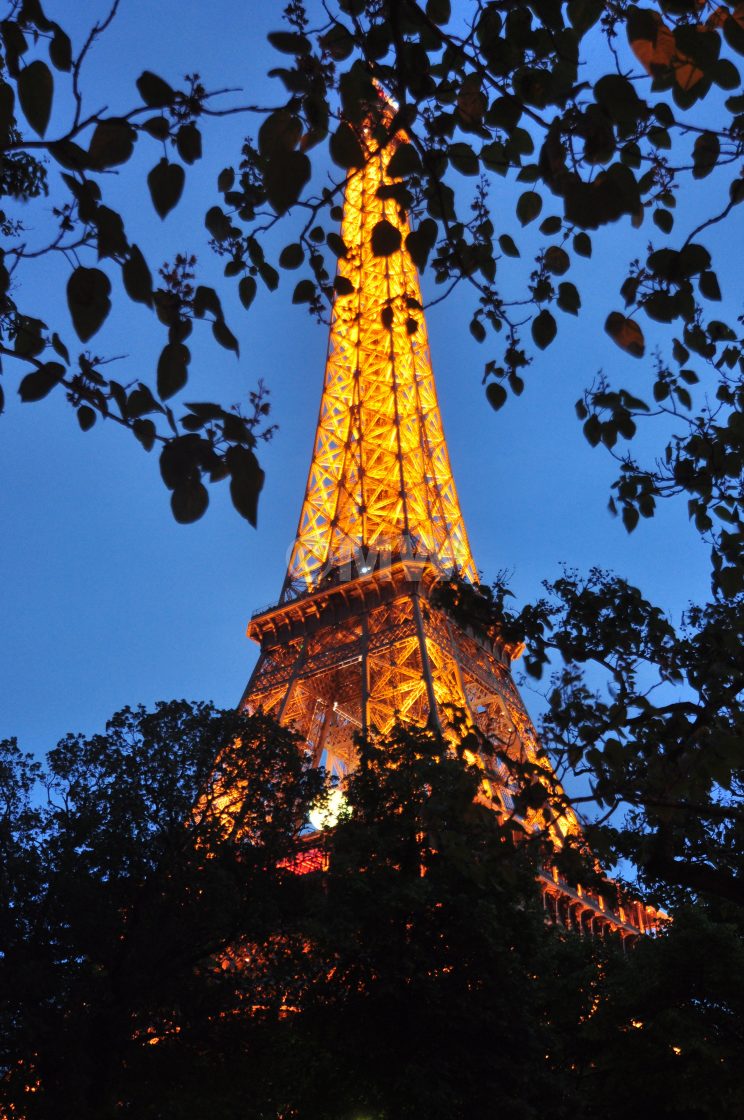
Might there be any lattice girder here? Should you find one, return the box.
[282,117,476,600]
[237,103,662,937]
[243,562,545,808]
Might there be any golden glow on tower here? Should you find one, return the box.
[283,123,476,600]
[239,107,661,939]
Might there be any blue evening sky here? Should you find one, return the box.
[0,1,733,757]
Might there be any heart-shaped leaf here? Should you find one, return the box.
[532,309,557,349]
[147,158,185,219]
[171,480,209,523]
[371,219,402,257]
[157,341,190,399]
[605,311,644,357]
[18,59,53,136]
[67,267,111,341]
[18,361,65,402]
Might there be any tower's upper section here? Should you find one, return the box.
[282,108,477,601]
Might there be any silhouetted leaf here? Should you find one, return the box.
[133,418,156,450]
[406,219,437,270]
[486,382,507,410]
[539,216,562,236]
[557,282,580,315]
[147,158,185,219]
[320,22,355,60]
[456,75,487,128]
[49,25,72,70]
[267,30,311,54]
[228,445,264,526]
[205,205,232,241]
[157,342,190,399]
[448,142,479,175]
[176,123,202,165]
[573,231,592,257]
[326,232,348,258]
[258,263,279,291]
[387,142,421,179]
[334,275,354,296]
[653,208,674,233]
[172,479,209,523]
[142,115,169,140]
[88,119,136,169]
[699,271,721,301]
[622,505,639,533]
[544,246,570,275]
[123,245,153,306]
[567,0,603,33]
[279,243,304,269]
[724,13,744,56]
[692,132,719,179]
[532,309,557,349]
[217,167,235,192]
[594,74,644,126]
[258,110,301,157]
[605,311,644,358]
[678,242,711,276]
[18,59,52,136]
[67,267,111,341]
[193,285,223,320]
[212,319,239,354]
[95,206,127,259]
[498,234,520,257]
[517,191,542,225]
[712,58,740,90]
[239,276,257,310]
[264,149,310,214]
[13,315,45,358]
[51,333,69,363]
[136,70,174,107]
[77,405,96,431]
[293,279,316,304]
[329,122,365,169]
[18,361,65,402]
[470,317,486,343]
[371,219,402,257]
[480,140,508,174]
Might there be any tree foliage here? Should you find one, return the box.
[0,701,325,1117]
[2,703,743,1118]
[230,0,742,598]
[2,0,742,574]
[0,0,272,526]
[435,570,744,912]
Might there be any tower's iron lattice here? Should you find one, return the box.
[241,109,662,940]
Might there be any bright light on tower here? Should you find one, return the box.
[308,786,348,831]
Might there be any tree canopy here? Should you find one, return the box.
[0,702,325,1116]
[2,702,743,1118]
[435,568,744,910]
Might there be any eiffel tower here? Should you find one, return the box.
[241,107,662,941]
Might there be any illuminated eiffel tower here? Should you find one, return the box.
[241,107,661,939]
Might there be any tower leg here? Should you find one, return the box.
[412,590,441,731]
